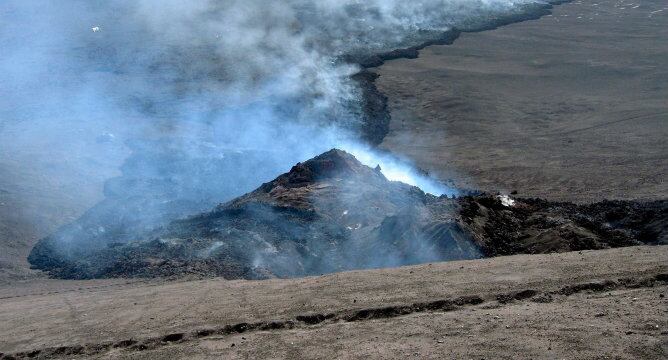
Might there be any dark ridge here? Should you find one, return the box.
[557,280,624,296]
[112,339,137,348]
[161,333,184,343]
[349,29,461,70]
[496,289,539,304]
[350,71,391,145]
[295,313,336,325]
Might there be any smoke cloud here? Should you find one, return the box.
[2,1,551,269]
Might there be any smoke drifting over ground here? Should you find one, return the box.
[1,1,558,275]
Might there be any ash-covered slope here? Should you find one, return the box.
[29,149,667,280]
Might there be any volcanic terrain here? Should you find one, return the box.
[29,149,667,280]
[1,0,667,358]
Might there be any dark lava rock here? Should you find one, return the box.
[349,71,391,145]
[29,149,479,279]
[29,149,667,280]
[459,196,667,257]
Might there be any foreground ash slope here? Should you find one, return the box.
[29,150,666,279]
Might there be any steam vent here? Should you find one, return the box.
[29,149,667,280]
